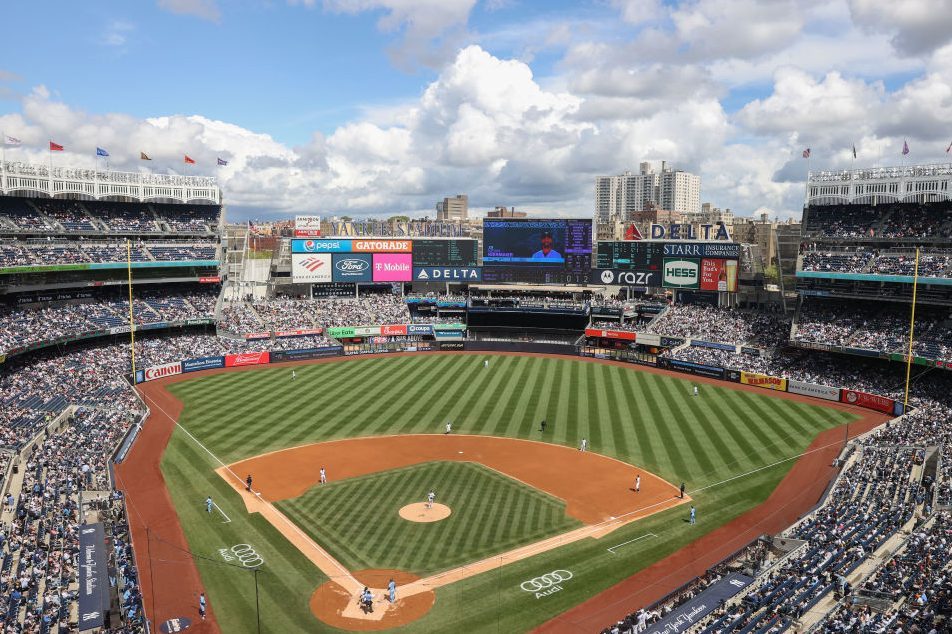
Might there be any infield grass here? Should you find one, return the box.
[159,354,861,633]
[277,461,581,574]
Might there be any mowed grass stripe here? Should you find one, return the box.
[654,378,719,476]
[589,362,613,455]
[616,368,660,471]
[638,373,693,481]
[504,357,548,437]
[678,388,744,473]
[488,356,533,435]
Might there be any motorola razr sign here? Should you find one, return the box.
[662,258,700,289]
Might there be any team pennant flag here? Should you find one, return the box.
[4,135,22,146]
[946,140,951,154]
[217,157,228,166]
[902,139,909,155]
[96,147,109,157]
[184,155,196,164]
[140,152,152,160]
[852,144,857,159]
[802,148,811,158]
[49,141,64,151]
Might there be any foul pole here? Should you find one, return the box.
[903,247,920,410]
[127,239,137,378]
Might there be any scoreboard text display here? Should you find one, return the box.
[596,241,739,270]
[411,239,479,267]
[481,219,592,284]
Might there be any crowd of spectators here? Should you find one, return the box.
[664,346,772,373]
[800,248,951,278]
[0,288,218,355]
[802,202,952,240]
[0,197,218,235]
[0,240,218,266]
[794,301,952,360]
[219,294,411,334]
[648,304,791,347]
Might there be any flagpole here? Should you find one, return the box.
[127,239,137,380]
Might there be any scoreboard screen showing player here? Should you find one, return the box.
[411,239,479,267]
[482,219,592,284]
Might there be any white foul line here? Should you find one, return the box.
[607,533,657,554]
[214,502,231,523]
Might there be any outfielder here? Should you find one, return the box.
[205,496,213,513]
[484,359,488,368]
[292,369,297,381]
[693,385,699,397]
[445,421,452,435]
[579,438,587,452]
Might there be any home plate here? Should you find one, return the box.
[458,451,464,454]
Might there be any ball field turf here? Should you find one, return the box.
[277,461,582,574]
[158,354,860,632]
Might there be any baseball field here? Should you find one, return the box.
[126,353,868,632]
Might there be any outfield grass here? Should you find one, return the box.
[159,354,860,632]
[277,461,581,574]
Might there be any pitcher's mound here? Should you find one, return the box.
[398,503,451,523]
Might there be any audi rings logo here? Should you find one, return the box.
[520,570,573,592]
[223,544,264,568]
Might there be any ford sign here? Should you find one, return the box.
[335,258,370,273]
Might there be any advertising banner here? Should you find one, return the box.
[644,573,753,634]
[244,332,270,340]
[439,341,466,350]
[372,253,412,281]
[198,276,221,283]
[352,239,412,253]
[381,324,408,336]
[584,328,636,341]
[354,326,382,337]
[225,351,270,367]
[590,269,660,286]
[636,333,661,347]
[142,361,182,382]
[182,356,225,373]
[292,238,352,253]
[840,389,895,414]
[740,372,787,391]
[662,258,700,289]
[700,258,728,291]
[660,336,685,347]
[659,357,725,379]
[691,340,737,352]
[726,369,742,382]
[662,242,740,259]
[407,324,433,336]
[291,253,332,283]
[412,266,482,282]
[331,253,373,282]
[327,326,355,338]
[78,523,109,631]
[270,346,343,362]
[787,379,839,401]
[293,215,322,237]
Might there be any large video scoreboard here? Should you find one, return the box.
[482,219,592,284]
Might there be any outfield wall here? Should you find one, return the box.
[133,339,905,416]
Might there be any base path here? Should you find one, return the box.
[228,434,682,525]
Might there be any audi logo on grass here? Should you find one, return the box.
[219,544,264,568]
[520,569,573,598]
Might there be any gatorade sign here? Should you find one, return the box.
[662,258,699,289]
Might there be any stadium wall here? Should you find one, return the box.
[132,339,905,416]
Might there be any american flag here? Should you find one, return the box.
[802,148,811,158]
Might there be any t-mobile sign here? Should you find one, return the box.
[372,253,412,282]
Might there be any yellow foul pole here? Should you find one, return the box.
[127,239,137,379]
[903,247,920,410]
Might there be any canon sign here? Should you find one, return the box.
[143,362,182,381]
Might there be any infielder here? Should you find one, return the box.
[579,438,587,452]
[319,467,326,485]
[388,578,396,603]
[690,505,696,524]
[635,474,641,493]
[199,592,207,621]
[426,490,436,509]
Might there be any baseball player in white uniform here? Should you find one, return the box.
[319,467,326,485]
[427,490,436,509]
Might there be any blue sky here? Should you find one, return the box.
[1,0,950,220]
